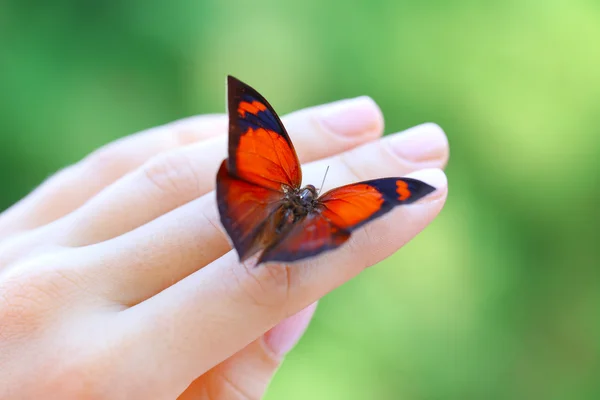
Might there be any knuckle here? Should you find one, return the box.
[0,273,57,340]
[141,150,201,200]
[229,260,293,311]
[0,278,41,341]
[0,254,85,338]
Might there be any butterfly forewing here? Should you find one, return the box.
[227,76,301,191]
[318,178,436,232]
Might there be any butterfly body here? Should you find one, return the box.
[217,76,436,265]
[282,184,318,217]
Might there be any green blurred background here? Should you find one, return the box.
[2,1,599,399]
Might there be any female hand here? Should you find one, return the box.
[0,96,448,399]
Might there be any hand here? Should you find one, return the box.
[0,96,448,399]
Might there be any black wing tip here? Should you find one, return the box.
[227,75,244,95]
[405,177,437,199]
[364,177,437,204]
[396,177,437,204]
[227,75,241,85]
[227,75,259,97]
[226,75,274,108]
[227,75,253,101]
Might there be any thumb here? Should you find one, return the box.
[178,303,317,399]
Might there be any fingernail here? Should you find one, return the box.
[263,303,317,357]
[389,123,448,163]
[320,96,383,137]
[405,168,448,202]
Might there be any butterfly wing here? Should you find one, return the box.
[218,76,304,261]
[258,177,436,263]
[317,177,436,232]
[227,75,302,191]
[258,213,351,263]
[216,161,288,262]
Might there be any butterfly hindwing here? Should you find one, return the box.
[258,213,351,263]
[227,75,302,191]
[216,161,287,261]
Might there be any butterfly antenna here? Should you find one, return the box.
[318,165,330,195]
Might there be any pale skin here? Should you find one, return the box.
[0,95,449,399]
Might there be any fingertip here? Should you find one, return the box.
[387,122,449,166]
[319,96,384,139]
[405,168,448,202]
[406,168,447,189]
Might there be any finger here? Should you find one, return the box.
[81,123,448,306]
[58,96,384,246]
[177,303,316,400]
[0,115,227,239]
[123,167,446,386]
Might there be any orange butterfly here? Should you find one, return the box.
[216,76,436,264]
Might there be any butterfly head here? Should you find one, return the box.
[298,184,318,206]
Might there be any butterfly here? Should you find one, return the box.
[216,76,436,265]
